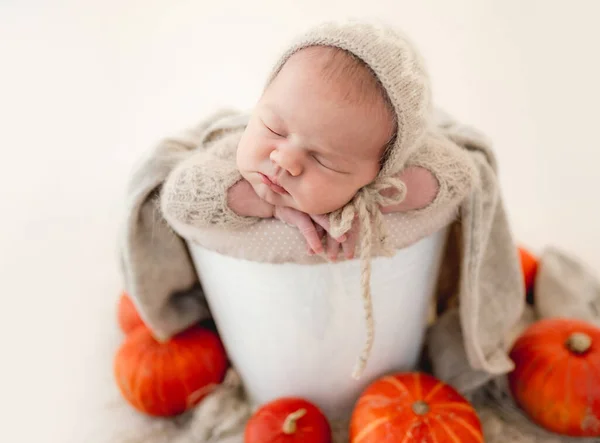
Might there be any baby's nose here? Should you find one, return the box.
[270,148,303,177]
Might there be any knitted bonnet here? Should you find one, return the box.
[266,21,435,379]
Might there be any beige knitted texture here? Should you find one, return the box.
[405,131,479,219]
[119,108,244,342]
[161,132,259,231]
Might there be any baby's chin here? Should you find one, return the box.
[291,197,348,216]
[257,186,327,214]
[247,176,346,215]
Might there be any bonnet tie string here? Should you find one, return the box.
[329,176,407,379]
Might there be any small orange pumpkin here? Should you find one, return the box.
[518,245,538,299]
[245,397,332,443]
[116,291,145,334]
[114,325,228,417]
[508,317,600,437]
[350,372,483,443]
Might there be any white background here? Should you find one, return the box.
[1,1,599,442]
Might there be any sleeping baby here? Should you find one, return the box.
[159,20,475,377]
[161,43,441,261]
[225,43,440,259]
[120,24,526,436]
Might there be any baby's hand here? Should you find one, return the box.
[380,166,439,213]
[227,179,275,218]
[309,213,359,260]
[273,206,355,259]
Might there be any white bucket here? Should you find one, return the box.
[187,227,447,420]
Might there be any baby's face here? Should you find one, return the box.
[237,47,394,215]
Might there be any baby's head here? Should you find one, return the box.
[237,45,396,215]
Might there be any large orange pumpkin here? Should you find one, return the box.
[114,325,228,416]
[116,291,145,334]
[508,317,600,437]
[245,397,332,443]
[350,372,483,442]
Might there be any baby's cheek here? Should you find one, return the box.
[297,176,355,214]
[292,179,324,213]
[239,130,269,166]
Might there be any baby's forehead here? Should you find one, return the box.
[266,46,397,155]
[284,46,387,107]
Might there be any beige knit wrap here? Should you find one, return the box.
[264,20,437,378]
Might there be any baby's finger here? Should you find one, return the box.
[276,206,323,254]
[310,213,330,230]
[315,225,326,241]
[326,235,341,261]
[341,231,357,259]
[310,214,347,242]
[296,219,323,254]
[310,225,326,255]
[341,218,359,259]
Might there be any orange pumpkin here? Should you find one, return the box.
[350,372,483,443]
[245,397,332,443]
[116,291,145,334]
[508,317,600,437]
[114,325,228,417]
[518,245,538,297]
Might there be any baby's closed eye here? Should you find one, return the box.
[264,123,284,137]
[311,153,347,174]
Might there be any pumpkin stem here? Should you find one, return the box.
[412,400,430,415]
[282,408,307,434]
[566,332,592,354]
